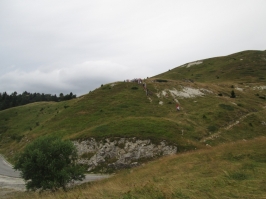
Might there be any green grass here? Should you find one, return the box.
[155,50,266,83]
[0,50,265,162]
[1,49,266,198]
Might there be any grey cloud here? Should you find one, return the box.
[1,0,266,96]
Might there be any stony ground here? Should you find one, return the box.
[0,175,25,198]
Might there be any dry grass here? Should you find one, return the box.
[7,137,266,199]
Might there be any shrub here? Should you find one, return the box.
[207,125,218,132]
[14,136,85,191]
[231,90,236,98]
[219,104,234,111]
[229,171,248,181]
[155,79,168,82]
[10,133,24,142]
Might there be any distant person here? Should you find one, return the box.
[176,104,180,111]
[143,82,146,90]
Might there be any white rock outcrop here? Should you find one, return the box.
[73,138,177,171]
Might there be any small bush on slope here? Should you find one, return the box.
[14,136,85,191]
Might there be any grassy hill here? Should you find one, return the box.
[156,50,266,83]
[2,49,266,198]
[0,50,266,163]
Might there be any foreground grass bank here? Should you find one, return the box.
[8,137,266,199]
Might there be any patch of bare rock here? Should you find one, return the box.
[73,138,177,171]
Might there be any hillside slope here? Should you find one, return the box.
[0,50,265,165]
[155,50,266,83]
[9,137,266,199]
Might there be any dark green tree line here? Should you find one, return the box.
[0,91,76,111]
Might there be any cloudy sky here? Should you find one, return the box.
[1,0,266,96]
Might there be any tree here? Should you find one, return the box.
[14,136,85,191]
[231,90,236,98]
[59,93,64,101]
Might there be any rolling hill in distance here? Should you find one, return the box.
[2,50,266,198]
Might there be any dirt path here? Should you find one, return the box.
[200,112,255,143]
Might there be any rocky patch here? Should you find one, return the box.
[157,86,211,100]
[186,61,203,68]
[73,138,177,172]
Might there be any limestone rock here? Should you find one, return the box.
[73,138,177,171]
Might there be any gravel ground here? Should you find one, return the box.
[0,175,25,198]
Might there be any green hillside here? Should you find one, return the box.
[0,50,266,163]
[10,137,266,199]
[155,50,266,83]
[2,50,266,198]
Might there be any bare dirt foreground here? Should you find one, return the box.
[0,155,109,198]
[0,155,25,198]
[0,175,25,197]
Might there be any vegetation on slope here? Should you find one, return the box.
[1,49,266,198]
[0,50,266,164]
[8,137,266,199]
[155,50,266,83]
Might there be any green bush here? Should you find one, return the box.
[14,136,85,191]
[230,90,236,98]
[155,79,168,82]
[229,171,248,181]
[207,125,218,132]
[219,104,234,111]
[10,133,24,142]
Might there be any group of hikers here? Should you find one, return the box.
[125,78,143,84]
[126,78,180,111]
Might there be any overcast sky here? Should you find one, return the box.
[1,0,266,96]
